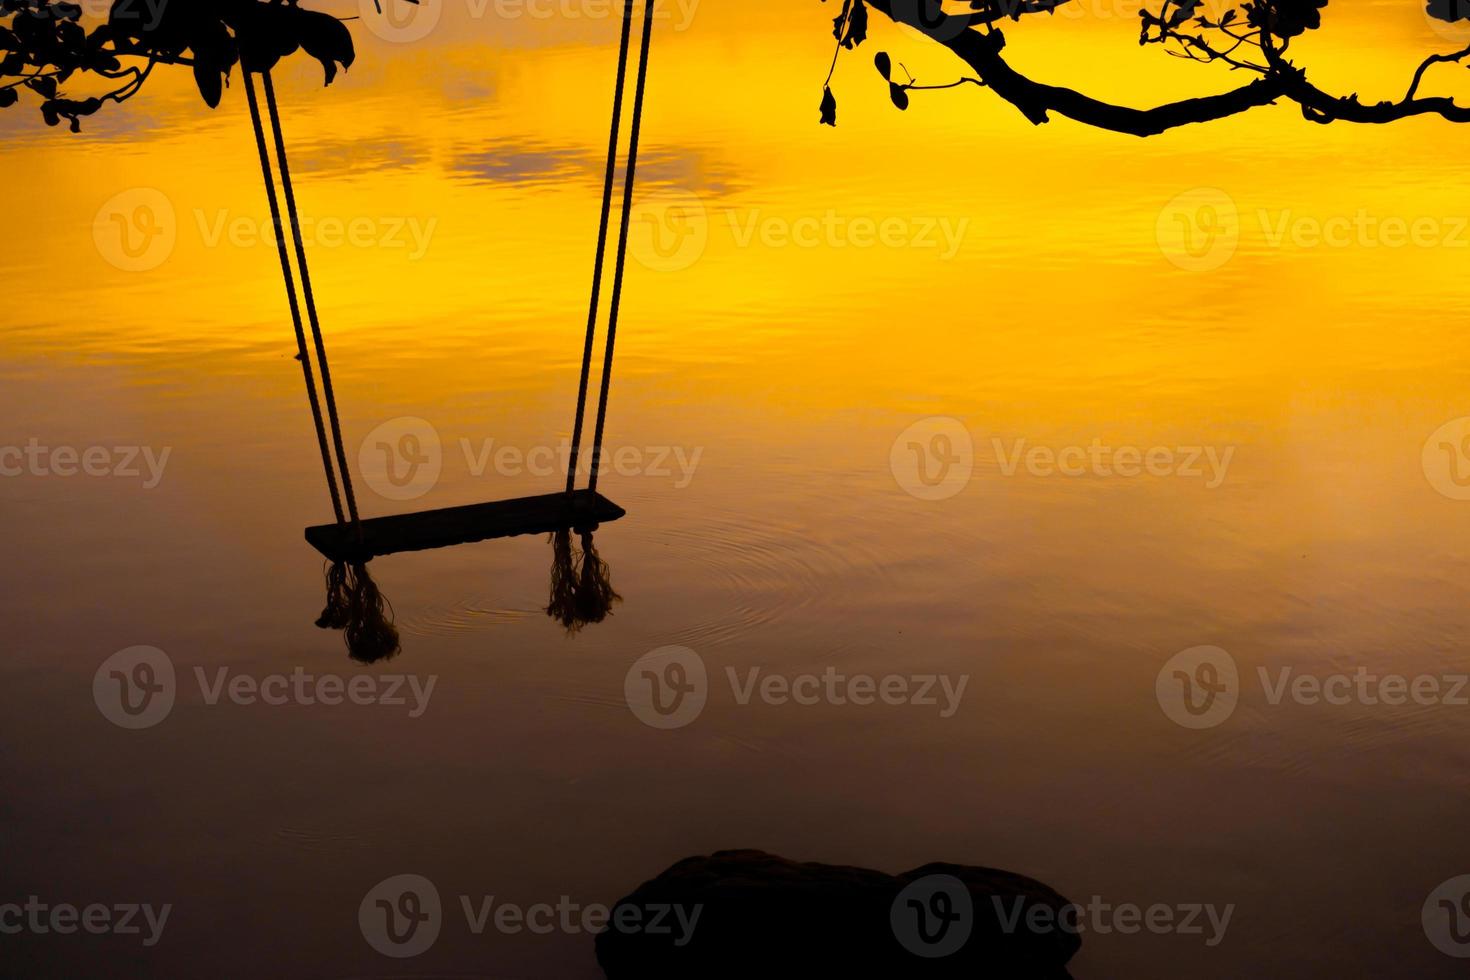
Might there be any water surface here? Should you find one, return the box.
[4,2,1470,976]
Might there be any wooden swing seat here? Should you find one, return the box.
[304,489,625,562]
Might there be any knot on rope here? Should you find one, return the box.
[545,528,621,633]
[316,560,401,663]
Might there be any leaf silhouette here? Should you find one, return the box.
[194,59,224,108]
[1247,0,1328,37]
[1166,0,1201,28]
[842,0,868,49]
[874,51,891,80]
[2,0,358,129]
[832,0,851,41]
[189,17,235,108]
[295,9,355,86]
[820,85,837,126]
[889,81,909,111]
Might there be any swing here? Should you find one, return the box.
[244,0,656,565]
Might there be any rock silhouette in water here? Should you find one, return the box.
[595,849,1080,978]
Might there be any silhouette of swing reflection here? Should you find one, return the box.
[312,524,619,661]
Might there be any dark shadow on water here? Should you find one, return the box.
[545,527,621,634]
[315,560,401,664]
[595,849,1080,979]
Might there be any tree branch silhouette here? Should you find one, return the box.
[822,0,1470,136]
[8,1,1470,138]
[0,0,355,131]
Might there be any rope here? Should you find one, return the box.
[247,5,655,524]
[588,0,655,493]
[244,70,346,525]
[565,0,637,495]
[261,71,362,530]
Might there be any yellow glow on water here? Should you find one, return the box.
[8,1,1470,372]
[5,2,1470,538]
